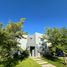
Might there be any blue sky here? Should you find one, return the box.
[0,0,67,34]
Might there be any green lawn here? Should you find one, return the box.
[0,58,41,67]
[0,65,3,67]
[43,57,67,67]
[16,58,41,67]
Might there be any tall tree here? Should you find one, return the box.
[6,18,26,37]
[0,18,29,67]
[43,28,67,64]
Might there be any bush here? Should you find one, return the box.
[0,49,29,67]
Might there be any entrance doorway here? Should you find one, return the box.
[30,46,35,56]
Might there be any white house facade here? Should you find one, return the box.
[18,32,51,57]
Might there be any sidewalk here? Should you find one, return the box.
[32,57,56,67]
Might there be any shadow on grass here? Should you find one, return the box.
[0,50,29,67]
[43,55,64,64]
[43,55,67,67]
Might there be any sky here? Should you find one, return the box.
[0,0,67,34]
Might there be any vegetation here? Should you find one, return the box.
[16,58,41,67]
[0,58,41,67]
[43,28,67,64]
[0,18,67,67]
[43,56,66,67]
[0,18,29,67]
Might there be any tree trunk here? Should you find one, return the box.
[63,53,67,65]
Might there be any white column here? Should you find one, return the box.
[35,46,38,57]
[32,50,35,57]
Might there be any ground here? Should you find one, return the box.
[43,57,67,67]
[0,57,67,67]
[0,58,41,67]
[16,58,41,67]
[32,57,56,67]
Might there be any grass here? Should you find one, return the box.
[0,58,41,67]
[0,65,4,67]
[43,56,67,67]
[16,58,41,67]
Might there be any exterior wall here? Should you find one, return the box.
[17,32,51,57]
[17,35,28,50]
[27,35,36,46]
[27,33,43,47]
[35,32,43,45]
[26,32,43,57]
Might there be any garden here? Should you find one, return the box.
[0,18,67,67]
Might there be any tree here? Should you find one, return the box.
[0,29,19,67]
[43,28,67,64]
[0,18,29,67]
[6,18,26,37]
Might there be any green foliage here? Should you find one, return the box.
[6,18,26,37]
[0,18,29,67]
[43,27,67,56]
[0,28,18,67]
[43,27,67,64]
[0,23,3,29]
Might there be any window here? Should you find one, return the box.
[30,37,32,39]
[45,44,47,49]
[41,38,44,41]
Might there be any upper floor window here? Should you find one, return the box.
[41,38,44,41]
[30,37,32,40]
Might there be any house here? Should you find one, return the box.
[18,32,51,57]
